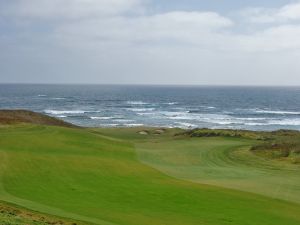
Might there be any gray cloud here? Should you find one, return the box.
[1,0,143,19]
[0,0,300,85]
[240,1,300,23]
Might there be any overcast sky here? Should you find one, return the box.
[1,0,300,85]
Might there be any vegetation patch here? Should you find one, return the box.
[178,128,300,163]
[177,128,267,140]
[0,201,84,225]
[249,130,300,163]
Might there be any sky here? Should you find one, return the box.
[0,0,300,85]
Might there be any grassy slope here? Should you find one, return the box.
[97,128,300,204]
[0,125,300,225]
[134,134,300,204]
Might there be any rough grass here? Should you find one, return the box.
[0,201,85,225]
[0,125,300,225]
[177,128,267,139]
[180,128,300,163]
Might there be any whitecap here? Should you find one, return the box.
[252,109,300,115]
[127,108,155,112]
[244,122,265,126]
[163,102,178,105]
[161,111,188,117]
[212,121,238,125]
[267,119,300,126]
[126,101,148,105]
[56,115,67,118]
[51,97,66,100]
[235,117,267,121]
[175,122,197,128]
[123,123,144,127]
[137,112,157,116]
[90,116,114,120]
[44,110,86,115]
[169,116,194,120]
[44,109,102,115]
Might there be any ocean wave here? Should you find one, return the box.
[243,122,265,126]
[214,119,300,126]
[44,109,102,115]
[56,115,67,118]
[162,111,232,122]
[235,117,267,121]
[187,106,216,113]
[45,108,300,128]
[201,117,300,127]
[213,121,238,125]
[50,97,66,100]
[127,108,155,112]
[113,119,135,123]
[169,116,194,120]
[44,110,86,115]
[252,109,300,115]
[267,119,300,126]
[144,110,300,127]
[137,112,157,116]
[123,123,144,127]
[90,116,114,120]
[174,122,197,128]
[162,102,178,105]
[126,101,148,105]
[161,111,188,117]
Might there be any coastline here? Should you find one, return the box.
[1,84,300,130]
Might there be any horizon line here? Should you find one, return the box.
[0,82,300,87]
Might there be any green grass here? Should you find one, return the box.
[95,128,300,204]
[134,136,300,204]
[0,125,300,225]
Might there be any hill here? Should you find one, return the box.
[0,110,77,128]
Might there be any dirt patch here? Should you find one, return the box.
[138,131,149,135]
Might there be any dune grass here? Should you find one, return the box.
[0,125,300,225]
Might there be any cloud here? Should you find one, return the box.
[241,1,300,23]
[1,0,142,19]
[234,25,300,52]
[1,0,300,84]
[2,1,300,52]
[55,11,233,48]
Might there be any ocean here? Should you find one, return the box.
[1,84,300,130]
